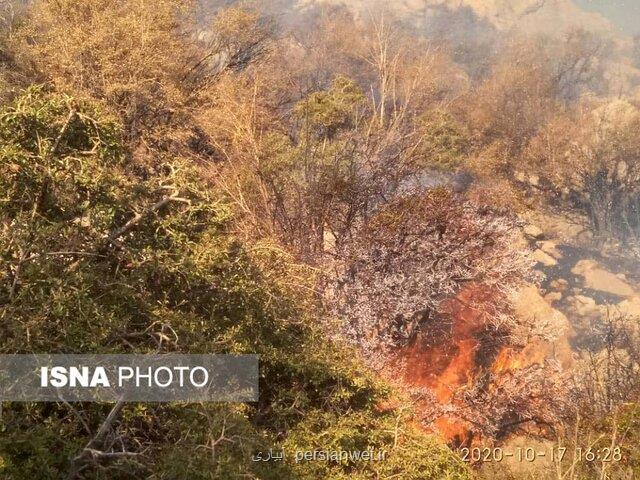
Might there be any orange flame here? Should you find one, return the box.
[492,344,547,375]
[391,284,552,445]
[492,348,522,374]
[394,284,491,444]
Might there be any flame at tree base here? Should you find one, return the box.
[393,284,551,445]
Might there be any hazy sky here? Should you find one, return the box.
[573,0,640,35]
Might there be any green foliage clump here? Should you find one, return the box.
[294,75,365,139]
[284,410,469,480]
[252,77,372,254]
[0,88,470,479]
[573,404,640,480]
[414,110,470,170]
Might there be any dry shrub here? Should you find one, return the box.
[454,361,571,439]
[466,44,556,157]
[13,0,196,139]
[329,188,533,363]
[573,309,640,415]
[466,179,529,214]
[527,99,640,241]
[10,1,273,157]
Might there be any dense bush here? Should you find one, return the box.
[0,88,470,479]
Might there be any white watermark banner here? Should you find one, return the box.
[0,354,258,402]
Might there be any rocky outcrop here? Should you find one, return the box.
[617,296,640,319]
[523,224,545,240]
[571,259,636,298]
[512,285,573,369]
[532,248,557,267]
[297,0,615,36]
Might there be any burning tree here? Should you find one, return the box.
[328,187,574,442]
[452,360,572,440]
[329,187,533,362]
